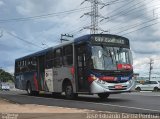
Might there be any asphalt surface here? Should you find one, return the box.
[0,90,160,114]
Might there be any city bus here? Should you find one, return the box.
[14,34,135,99]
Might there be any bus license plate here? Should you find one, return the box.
[115,85,123,89]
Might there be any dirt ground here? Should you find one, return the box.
[0,98,97,119]
[0,98,114,119]
[0,98,93,113]
[0,98,156,119]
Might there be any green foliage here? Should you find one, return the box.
[0,69,14,82]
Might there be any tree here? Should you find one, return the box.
[0,69,14,82]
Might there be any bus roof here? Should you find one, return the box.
[74,34,129,43]
[15,34,129,61]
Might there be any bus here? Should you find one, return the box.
[14,34,135,99]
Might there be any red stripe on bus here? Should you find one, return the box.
[33,73,39,91]
[99,76,115,81]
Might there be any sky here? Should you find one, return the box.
[0,0,160,77]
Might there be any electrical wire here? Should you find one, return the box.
[109,5,160,31]
[115,18,158,34]
[0,7,90,23]
[5,31,44,49]
[121,21,160,36]
[101,0,154,25]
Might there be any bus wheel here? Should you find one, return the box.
[153,87,159,92]
[136,87,141,92]
[33,91,39,96]
[98,93,110,99]
[52,92,61,97]
[64,83,75,99]
[26,82,33,96]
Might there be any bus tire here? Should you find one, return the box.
[52,92,61,97]
[136,87,141,92]
[153,87,159,92]
[33,91,39,96]
[26,82,33,96]
[64,82,76,99]
[98,93,110,99]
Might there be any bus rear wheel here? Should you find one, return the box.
[26,82,39,96]
[64,83,77,99]
[98,93,110,99]
[26,82,33,96]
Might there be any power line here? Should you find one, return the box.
[109,5,160,32]
[5,31,44,49]
[115,17,158,34]
[110,0,137,5]
[105,0,134,16]
[79,0,135,33]
[80,0,108,34]
[70,0,129,34]
[0,7,90,23]
[113,15,159,34]
[73,0,151,35]
[110,0,150,18]
[101,3,160,35]
[101,0,154,25]
[121,21,160,36]
[66,0,132,35]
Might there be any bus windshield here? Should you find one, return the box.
[91,45,132,70]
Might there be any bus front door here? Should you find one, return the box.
[76,44,89,92]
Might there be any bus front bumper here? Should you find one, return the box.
[90,79,136,94]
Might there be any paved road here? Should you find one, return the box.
[0,91,160,114]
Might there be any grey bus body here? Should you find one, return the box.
[15,34,135,99]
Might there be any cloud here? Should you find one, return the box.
[133,55,160,76]
[0,29,40,72]
[0,0,4,7]
[0,0,160,76]
[16,0,58,16]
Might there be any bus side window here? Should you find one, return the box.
[46,51,54,69]
[23,60,27,72]
[28,57,37,71]
[63,45,73,66]
[15,62,19,74]
[28,58,32,71]
[32,57,37,71]
[26,58,29,71]
[20,60,25,72]
[19,61,22,73]
[54,48,62,67]
[77,45,86,67]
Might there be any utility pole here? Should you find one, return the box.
[81,0,109,34]
[149,58,154,81]
[60,34,73,43]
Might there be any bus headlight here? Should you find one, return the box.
[128,79,134,85]
[129,80,132,84]
[96,79,106,84]
[125,79,132,85]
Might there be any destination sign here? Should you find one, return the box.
[91,36,127,45]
